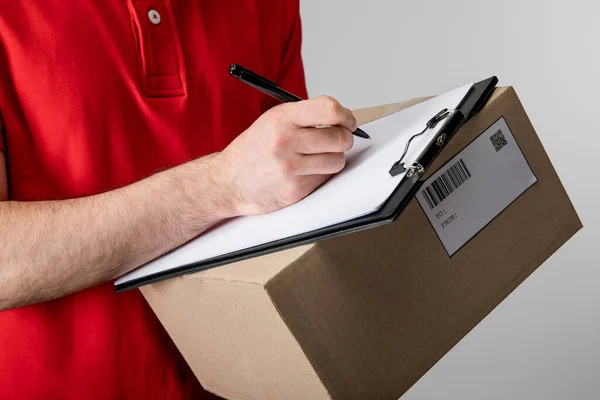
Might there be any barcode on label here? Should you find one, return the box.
[421,158,472,210]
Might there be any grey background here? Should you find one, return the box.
[300,1,600,399]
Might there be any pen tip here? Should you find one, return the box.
[355,128,370,139]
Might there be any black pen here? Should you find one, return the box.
[229,64,370,139]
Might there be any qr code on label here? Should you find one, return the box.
[490,129,508,152]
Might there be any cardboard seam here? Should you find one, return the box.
[182,274,263,286]
[185,275,331,400]
[261,245,318,287]
[264,291,334,400]
[193,262,333,399]
[264,243,355,400]
[264,250,336,399]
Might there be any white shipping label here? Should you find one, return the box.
[416,117,537,256]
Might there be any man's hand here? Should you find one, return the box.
[220,96,357,215]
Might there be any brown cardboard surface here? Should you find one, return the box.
[141,276,330,400]
[142,87,582,400]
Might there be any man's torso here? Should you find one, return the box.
[0,1,306,398]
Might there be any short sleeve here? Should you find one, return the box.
[0,44,5,154]
[0,115,5,153]
[262,0,308,111]
[277,0,308,97]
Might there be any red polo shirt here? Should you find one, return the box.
[0,1,308,398]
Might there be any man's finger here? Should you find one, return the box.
[280,96,358,132]
[291,126,354,154]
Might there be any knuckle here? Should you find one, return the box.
[270,132,290,152]
[317,95,335,105]
[279,157,297,175]
[321,96,342,122]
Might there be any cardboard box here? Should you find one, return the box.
[141,87,581,400]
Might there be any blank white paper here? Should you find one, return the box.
[116,84,472,286]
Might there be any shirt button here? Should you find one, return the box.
[148,9,161,25]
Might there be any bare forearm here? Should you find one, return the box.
[0,153,235,310]
[0,95,359,311]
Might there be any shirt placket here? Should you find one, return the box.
[127,0,187,97]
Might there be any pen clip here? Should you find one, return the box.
[389,108,452,177]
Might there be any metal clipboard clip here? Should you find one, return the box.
[388,108,454,177]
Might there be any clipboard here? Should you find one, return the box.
[115,76,498,292]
